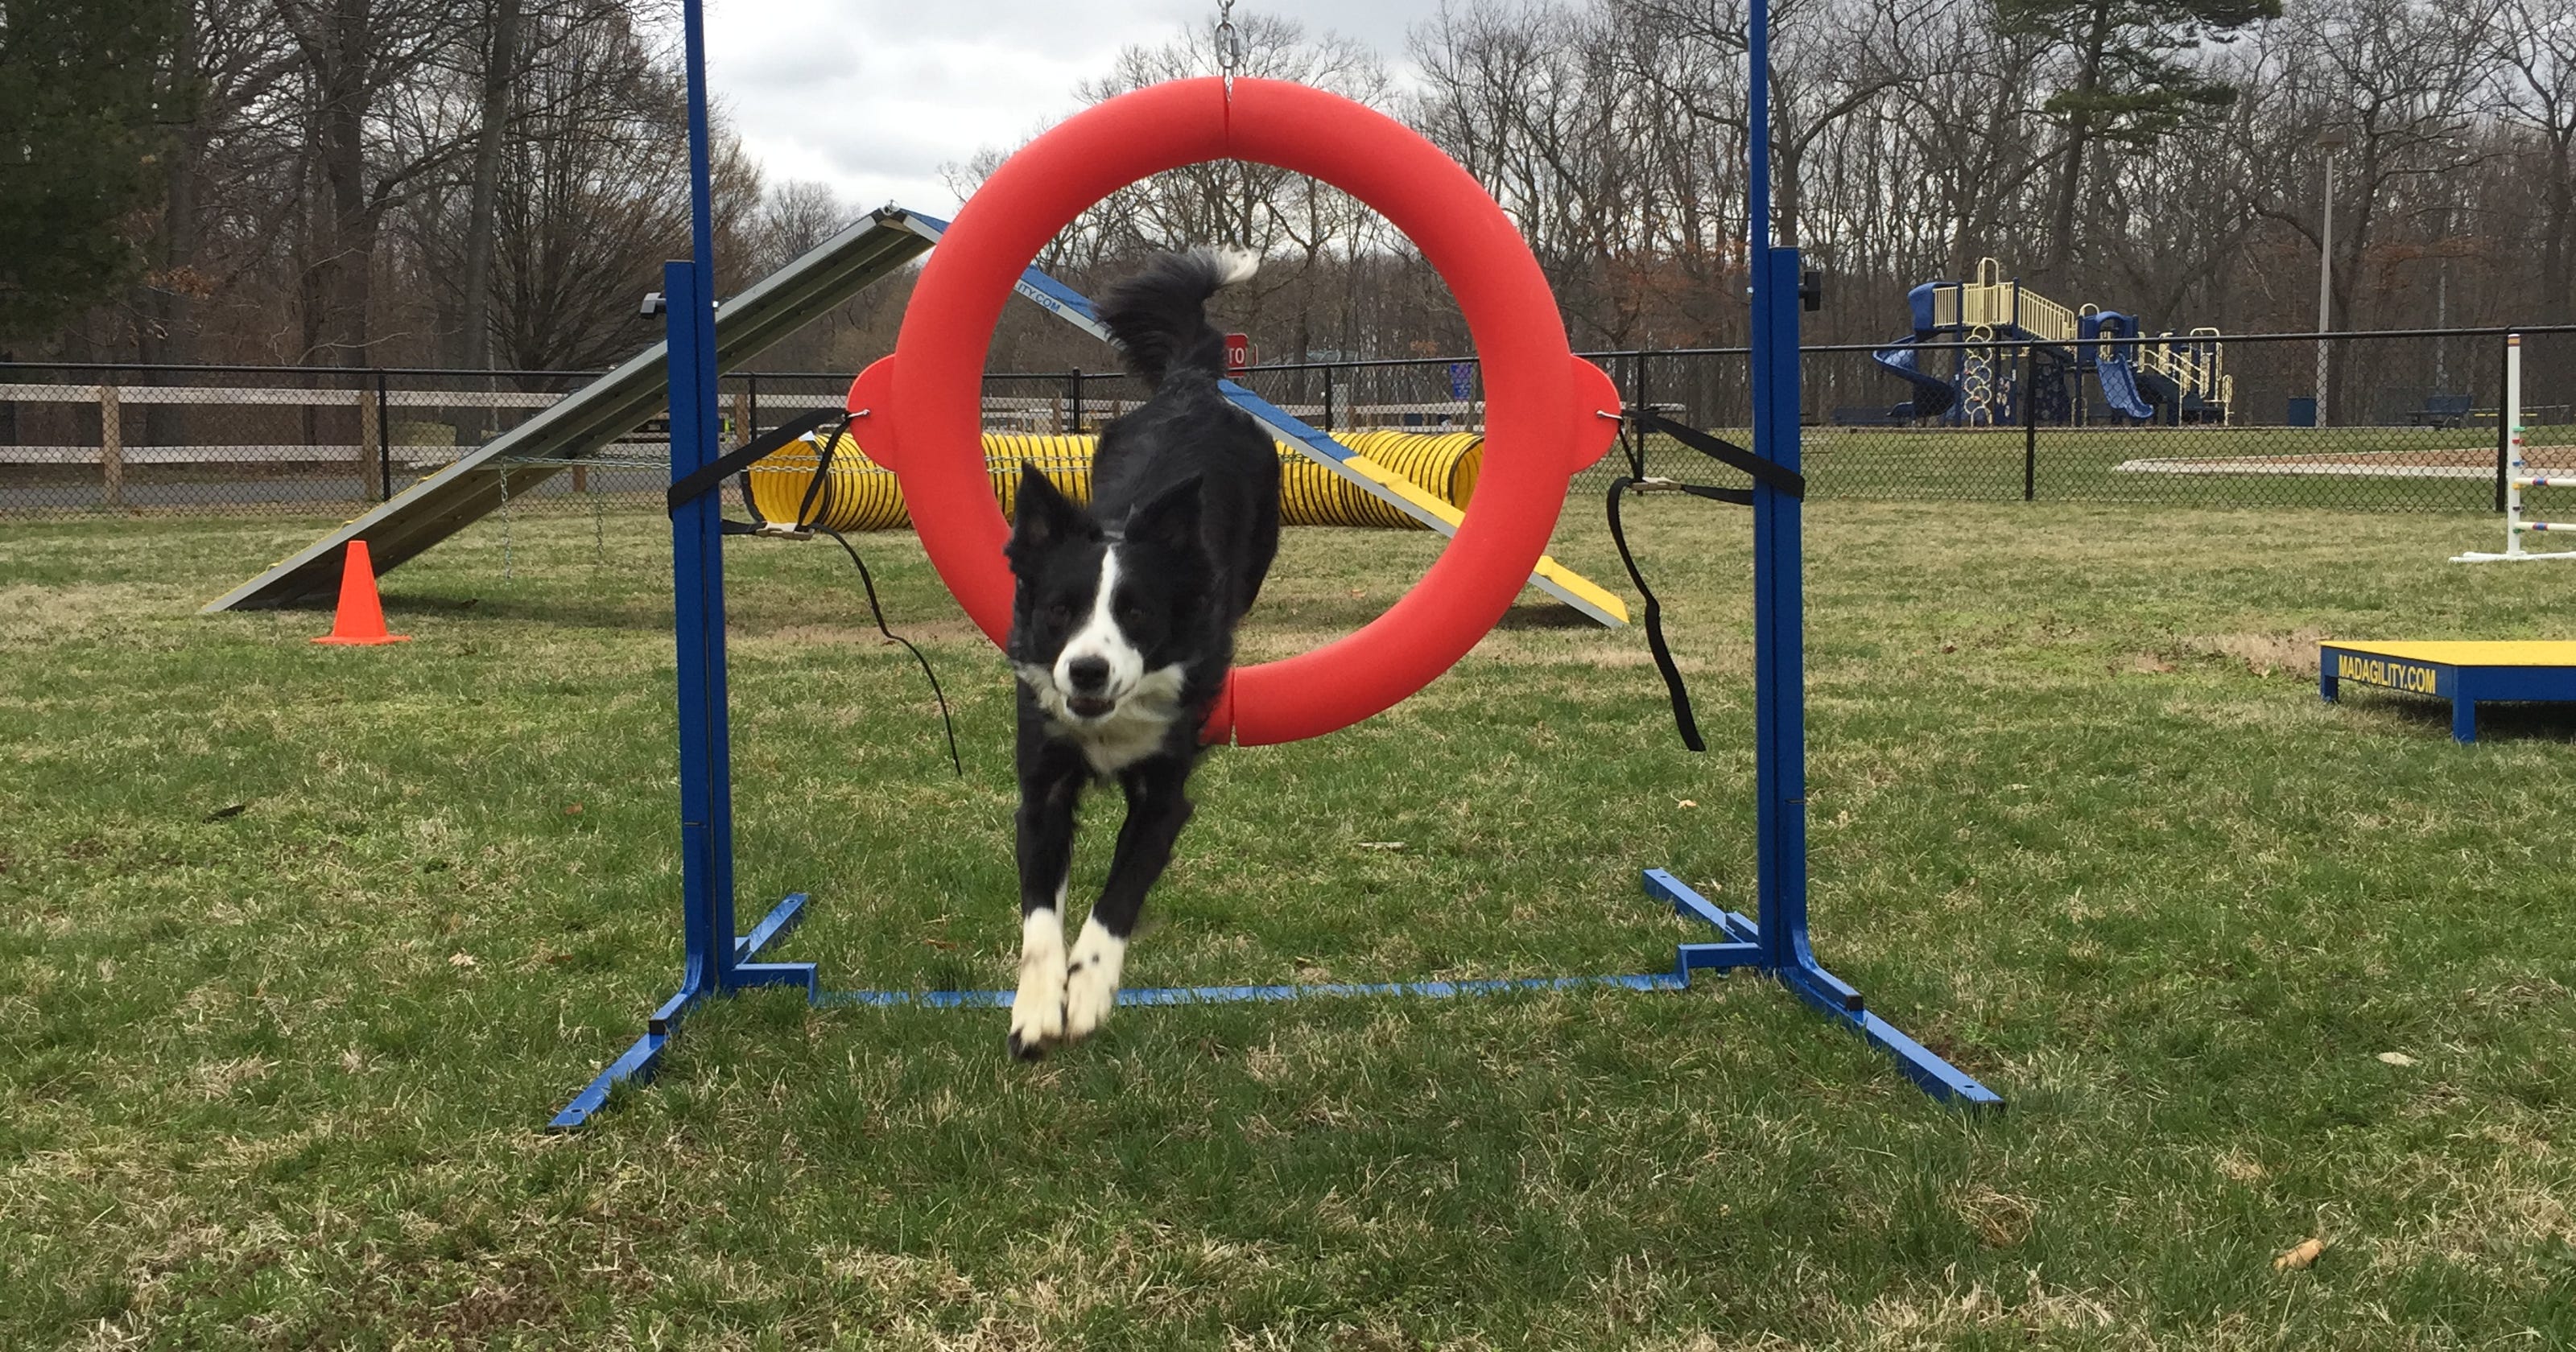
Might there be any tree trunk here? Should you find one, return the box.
[2042,0,2116,291]
[2542,127,2574,327]
[457,0,521,374]
[307,0,377,369]
[142,2,204,444]
[1771,74,1802,247]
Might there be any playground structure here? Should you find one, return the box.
[2453,334,2574,563]
[1871,259,2233,427]
[279,0,2000,1127]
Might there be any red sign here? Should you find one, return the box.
[1224,332,1253,373]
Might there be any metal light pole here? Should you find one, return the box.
[2314,128,2348,427]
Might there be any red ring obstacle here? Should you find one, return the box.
[844,77,1620,745]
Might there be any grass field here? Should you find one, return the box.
[5,499,2574,1348]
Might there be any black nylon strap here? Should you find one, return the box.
[1603,400,1793,752]
[791,414,844,529]
[813,526,962,777]
[666,406,840,514]
[1624,406,1805,498]
[1655,481,1755,507]
[1606,476,1706,752]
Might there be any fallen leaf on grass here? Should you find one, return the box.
[564,802,584,816]
[2274,1238,2326,1271]
[1676,799,1698,809]
[202,803,248,822]
[1356,841,1406,851]
[448,951,479,968]
[2377,1051,2418,1067]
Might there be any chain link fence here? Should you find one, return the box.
[0,365,603,517]
[6,327,2569,521]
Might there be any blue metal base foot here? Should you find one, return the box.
[1643,869,2002,1107]
[549,891,815,1131]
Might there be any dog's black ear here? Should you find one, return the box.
[1123,475,1204,558]
[1008,464,1095,568]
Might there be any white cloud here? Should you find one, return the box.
[702,0,1443,213]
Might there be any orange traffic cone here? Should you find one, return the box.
[312,539,410,645]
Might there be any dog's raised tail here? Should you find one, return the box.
[1096,247,1257,386]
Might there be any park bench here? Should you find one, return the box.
[2411,394,2473,428]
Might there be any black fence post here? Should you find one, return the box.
[2022,342,2038,502]
[2497,335,2512,514]
[377,369,395,501]
[747,372,760,442]
[1322,364,1335,432]
[1068,368,1084,435]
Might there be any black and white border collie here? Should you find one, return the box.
[1001,248,1281,1058]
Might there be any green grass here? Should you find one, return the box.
[4,499,2574,1348]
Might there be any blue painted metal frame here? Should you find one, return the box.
[552,0,1997,1130]
[1666,0,1999,1107]
[548,1,815,1131]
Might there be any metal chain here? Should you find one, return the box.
[1215,0,1241,90]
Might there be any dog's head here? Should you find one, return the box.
[1005,465,1210,723]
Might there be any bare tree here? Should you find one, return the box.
[455,0,525,374]
[2497,0,2576,324]
[271,0,485,365]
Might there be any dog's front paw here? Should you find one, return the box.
[1061,918,1128,1044]
[1008,912,1068,1060]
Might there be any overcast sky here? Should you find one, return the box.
[702,0,1443,213]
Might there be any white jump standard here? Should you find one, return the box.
[2454,333,2574,563]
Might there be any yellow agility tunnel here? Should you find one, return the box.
[746,430,1485,533]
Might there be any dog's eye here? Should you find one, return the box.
[1042,604,1075,629]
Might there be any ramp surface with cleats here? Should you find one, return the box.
[203,209,936,611]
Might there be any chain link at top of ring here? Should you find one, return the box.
[1216,0,1241,76]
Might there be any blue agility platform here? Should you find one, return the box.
[2320,640,2576,743]
[551,0,2000,1131]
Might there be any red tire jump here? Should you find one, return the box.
[844,77,1619,745]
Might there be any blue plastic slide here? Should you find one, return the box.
[2085,311,2154,420]
[2095,352,2153,419]
[1872,337,1957,419]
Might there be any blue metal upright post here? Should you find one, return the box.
[550,0,813,1131]
[671,0,734,998]
[1638,0,2000,1107]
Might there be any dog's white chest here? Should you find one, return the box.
[1059,703,1172,773]
[1019,662,1190,774]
